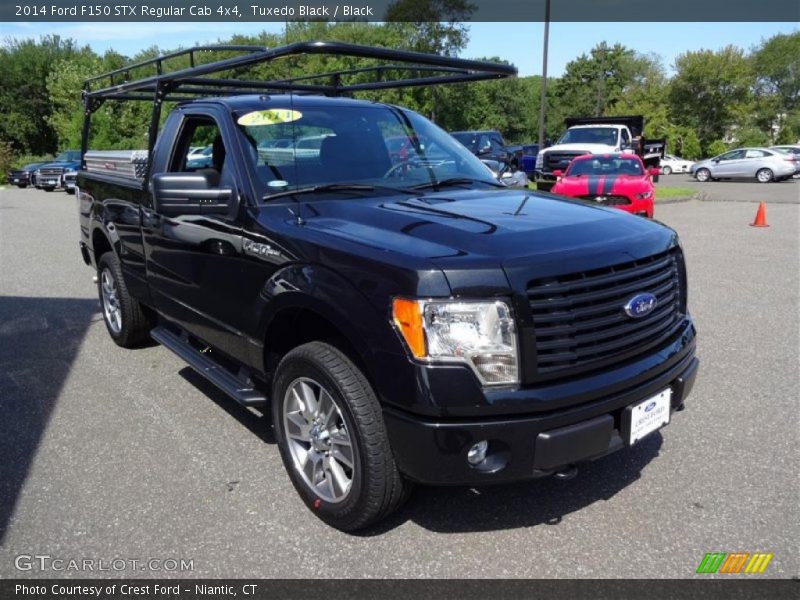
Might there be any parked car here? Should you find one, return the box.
[518,143,540,178]
[34,151,81,191]
[6,162,48,188]
[659,154,694,175]
[551,153,657,218]
[770,145,800,176]
[77,42,697,531]
[691,147,797,183]
[480,159,529,187]
[187,145,212,161]
[451,130,518,166]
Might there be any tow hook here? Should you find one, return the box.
[554,465,578,481]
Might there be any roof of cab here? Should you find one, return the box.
[178,94,390,113]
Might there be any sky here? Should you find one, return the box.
[4,21,797,77]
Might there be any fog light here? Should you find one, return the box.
[467,440,489,465]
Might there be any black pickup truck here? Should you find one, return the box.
[77,42,698,531]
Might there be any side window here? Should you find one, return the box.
[621,129,631,147]
[170,117,228,183]
[745,149,767,158]
[719,150,744,161]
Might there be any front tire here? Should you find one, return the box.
[272,342,410,531]
[695,168,711,182]
[756,168,773,183]
[43,187,54,192]
[97,252,153,347]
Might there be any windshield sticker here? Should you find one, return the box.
[237,109,302,126]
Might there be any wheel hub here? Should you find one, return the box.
[283,377,355,504]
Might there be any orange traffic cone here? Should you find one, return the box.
[750,201,769,227]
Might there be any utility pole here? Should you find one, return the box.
[537,0,551,149]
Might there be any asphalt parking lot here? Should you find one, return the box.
[0,185,797,579]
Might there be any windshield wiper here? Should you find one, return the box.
[262,183,419,202]
[411,177,506,191]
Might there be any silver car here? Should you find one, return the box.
[691,147,797,183]
[771,145,800,177]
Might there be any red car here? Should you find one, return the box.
[551,153,658,218]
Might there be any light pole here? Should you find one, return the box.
[537,0,551,149]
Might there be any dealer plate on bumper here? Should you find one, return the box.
[624,389,671,444]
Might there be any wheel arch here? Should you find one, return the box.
[256,264,397,395]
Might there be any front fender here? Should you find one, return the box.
[254,263,412,405]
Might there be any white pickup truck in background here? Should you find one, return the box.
[535,116,665,191]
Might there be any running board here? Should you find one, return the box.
[151,326,267,407]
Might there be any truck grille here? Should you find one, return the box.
[577,194,631,206]
[544,151,585,172]
[39,167,64,177]
[527,249,683,378]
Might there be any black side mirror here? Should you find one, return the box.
[152,172,231,216]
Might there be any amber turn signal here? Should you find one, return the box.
[392,298,426,358]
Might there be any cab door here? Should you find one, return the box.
[142,106,255,363]
[712,149,746,177]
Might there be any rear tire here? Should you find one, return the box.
[661,166,672,175]
[97,252,153,347]
[272,341,411,531]
[536,182,554,192]
[695,168,711,182]
[65,188,75,195]
[756,168,773,183]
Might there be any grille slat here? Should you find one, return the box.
[532,279,676,324]
[529,254,675,298]
[530,266,675,311]
[527,249,683,377]
[537,318,684,367]
[536,304,678,351]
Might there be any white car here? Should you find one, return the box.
[660,154,694,175]
[187,145,213,161]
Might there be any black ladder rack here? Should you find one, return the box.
[80,40,517,173]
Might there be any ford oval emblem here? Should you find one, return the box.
[624,293,657,319]
[644,401,657,412]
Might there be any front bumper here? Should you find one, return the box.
[534,170,556,184]
[384,330,698,485]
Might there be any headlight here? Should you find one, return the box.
[392,299,519,385]
[635,190,653,199]
[535,153,543,169]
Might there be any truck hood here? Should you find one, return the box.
[296,189,675,291]
[543,143,618,154]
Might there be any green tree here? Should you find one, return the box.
[706,139,728,157]
[0,35,82,154]
[751,32,800,143]
[668,46,753,151]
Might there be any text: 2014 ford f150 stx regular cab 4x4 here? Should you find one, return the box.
[76,43,698,531]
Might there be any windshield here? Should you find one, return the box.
[567,156,643,176]
[55,151,80,162]
[556,128,619,146]
[234,104,496,199]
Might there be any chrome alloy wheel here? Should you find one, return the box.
[283,377,354,503]
[100,267,122,334]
